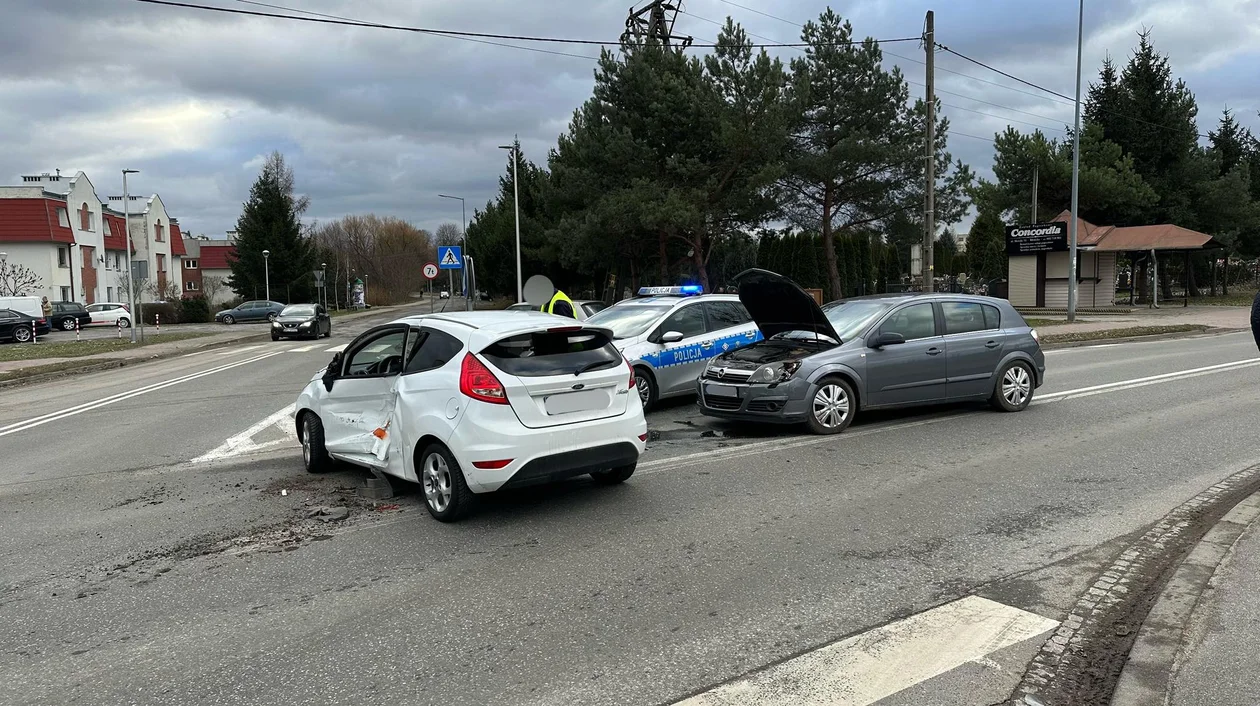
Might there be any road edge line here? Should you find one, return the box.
[1108,490,1260,706]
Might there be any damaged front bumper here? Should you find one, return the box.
[694,376,813,424]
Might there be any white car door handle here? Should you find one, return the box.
[700,341,713,349]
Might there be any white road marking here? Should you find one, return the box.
[192,403,297,463]
[289,344,320,352]
[1033,358,1260,403]
[674,596,1058,706]
[215,344,263,356]
[180,349,214,358]
[325,344,347,353]
[0,351,286,438]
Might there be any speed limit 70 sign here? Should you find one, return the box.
[422,262,439,280]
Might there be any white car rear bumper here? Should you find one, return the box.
[448,402,647,493]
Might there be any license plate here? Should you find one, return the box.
[705,384,737,398]
[544,389,606,415]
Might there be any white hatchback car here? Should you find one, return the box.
[294,311,648,521]
[85,302,132,328]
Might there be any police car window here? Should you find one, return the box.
[982,304,1001,330]
[880,303,936,341]
[585,305,667,339]
[941,302,989,335]
[346,330,407,376]
[660,304,707,339]
[481,329,620,377]
[705,301,749,329]
[405,328,463,374]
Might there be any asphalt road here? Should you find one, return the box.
[1,326,1258,705]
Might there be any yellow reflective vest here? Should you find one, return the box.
[540,290,577,318]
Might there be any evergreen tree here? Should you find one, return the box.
[228,152,314,302]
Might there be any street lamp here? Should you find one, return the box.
[122,169,140,343]
[1067,0,1084,322]
[321,262,327,309]
[262,249,271,302]
[498,139,523,303]
[439,193,470,310]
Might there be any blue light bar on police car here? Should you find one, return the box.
[637,285,703,297]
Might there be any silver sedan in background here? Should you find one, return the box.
[697,269,1046,434]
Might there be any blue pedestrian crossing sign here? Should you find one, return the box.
[438,246,462,269]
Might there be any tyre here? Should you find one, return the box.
[991,360,1034,412]
[634,367,658,412]
[419,443,475,522]
[267,312,278,322]
[805,376,856,435]
[118,317,131,328]
[299,412,335,473]
[323,325,331,338]
[14,326,32,343]
[271,332,281,341]
[591,463,636,485]
[222,314,235,325]
[60,317,76,331]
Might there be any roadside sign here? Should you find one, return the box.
[422,262,439,280]
[1006,222,1068,255]
[438,246,462,270]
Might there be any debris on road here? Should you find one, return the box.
[305,506,350,522]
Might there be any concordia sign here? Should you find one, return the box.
[1005,222,1068,255]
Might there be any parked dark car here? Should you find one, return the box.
[0,308,38,343]
[271,304,331,341]
[50,301,93,331]
[697,269,1046,434]
[215,300,286,324]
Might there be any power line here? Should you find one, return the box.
[713,0,802,28]
[134,0,920,49]
[940,102,1067,134]
[952,131,996,144]
[235,0,598,60]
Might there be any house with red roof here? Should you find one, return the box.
[105,192,183,301]
[181,233,236,305]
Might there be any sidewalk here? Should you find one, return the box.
[1167,520,1260,706]
[1033,305,1252,336]
[0,302,419,385]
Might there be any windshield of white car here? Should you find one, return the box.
[481,329,621,377]
[281,305,316,316]
[585,305,669,339]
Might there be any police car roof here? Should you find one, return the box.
[618,293,740,306]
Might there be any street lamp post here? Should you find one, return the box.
[498,139,523,303]
[122,169,140,343]
[439,193,470,310]
[1067,0,1084,322]
[321,262,327,309]
[262,249,271,301]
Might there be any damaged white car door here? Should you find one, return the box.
[320,324,410,468]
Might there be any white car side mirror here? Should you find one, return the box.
[660,331,685,344]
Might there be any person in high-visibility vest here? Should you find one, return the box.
[540,288,577,318]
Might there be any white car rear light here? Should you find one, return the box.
[1030,328,1040,344]
[459,353,509,405]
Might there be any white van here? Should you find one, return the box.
[0,296,50,334]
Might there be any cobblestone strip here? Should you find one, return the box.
[1008,463,1260,706]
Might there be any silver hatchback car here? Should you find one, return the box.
[697,269,1046,434]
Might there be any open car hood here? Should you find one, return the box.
[736,268,842,343]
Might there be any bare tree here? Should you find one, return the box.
[313,215,435,304]
[435,222,461,247]
[0,261,42,296]
[201,275,227,304]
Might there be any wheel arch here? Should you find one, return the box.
[994,351,1041,387]
[807,365,863,411]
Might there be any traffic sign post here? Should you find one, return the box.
[423,261,439,313]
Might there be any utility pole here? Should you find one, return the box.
[923,10,936,293]
[122,169,140,343]
[1031,165,1039,222]
[498,140,523,302]
[621,0,692,48]
[1067,0,1084,321]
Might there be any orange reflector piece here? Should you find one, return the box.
[372,428,388,439]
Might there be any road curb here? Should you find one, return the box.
[1008,462,1260,705]
[1108,490,1260,706]
[1039,326,1241,350]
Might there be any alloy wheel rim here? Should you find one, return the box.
[1003,366,1031,407]
[812,384,849,429]
[301,418,312,466]
[636,376,651,405]
[423,454,452,512]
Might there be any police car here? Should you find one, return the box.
[585,286,761,411]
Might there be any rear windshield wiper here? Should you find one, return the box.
[574,360,615,376]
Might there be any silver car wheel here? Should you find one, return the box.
[636,376,651,406]
[812,383,850,429]
[301,417,312,467]
[423,453,453,513]
[1002,365,1032,407]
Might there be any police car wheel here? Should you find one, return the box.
[634,367,657,411]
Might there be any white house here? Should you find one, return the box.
[106,192,185,301]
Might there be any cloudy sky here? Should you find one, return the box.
[4,0,1258,237]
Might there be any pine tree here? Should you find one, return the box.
[228,152,315,302]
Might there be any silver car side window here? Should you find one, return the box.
[879,303,936,341]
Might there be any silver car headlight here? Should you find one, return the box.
[750,361,802,383]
